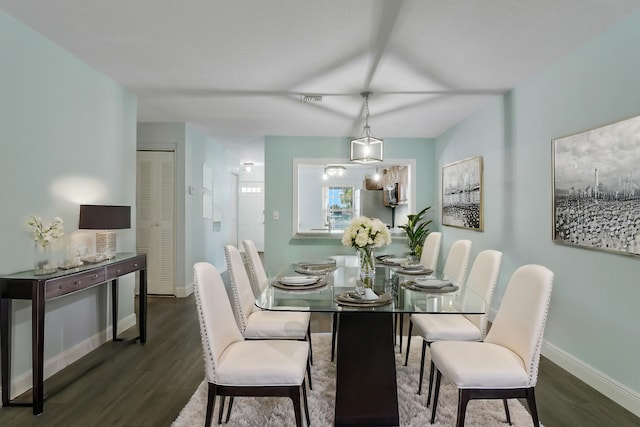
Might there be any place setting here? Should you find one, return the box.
[401,277,459,293]
[271,274,327,291]
[394,260,434,276]
[376,254,407,266]
[334,286,393,308]
[294,259,337,275]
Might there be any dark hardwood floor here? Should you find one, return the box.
[1,296,638,426]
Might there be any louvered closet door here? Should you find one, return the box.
[136,151,176,295]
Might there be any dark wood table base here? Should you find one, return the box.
[335,311,399,426]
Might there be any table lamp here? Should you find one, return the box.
[79,205,131,259]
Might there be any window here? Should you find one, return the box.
[241,185,262,193]
[322,186,354,229]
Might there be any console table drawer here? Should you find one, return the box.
[46,270,106,300]
[106,256,146,279]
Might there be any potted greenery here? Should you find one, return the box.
[399,206,432,260]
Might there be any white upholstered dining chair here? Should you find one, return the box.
[429,264,554,427]
[404,239,472,369]
[193,262,310,427]
[404,249,503,400]
[224,245,314,365]
[419,232,442,270]
[242,239,268,298]
[442,239,472,284]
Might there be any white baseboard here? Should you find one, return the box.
[3,313,137,400]
[175,282,193,298]
[488,308,638,418]
[542,340,640,418]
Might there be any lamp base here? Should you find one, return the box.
[96,231,116,259]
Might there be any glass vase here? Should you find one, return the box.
[34,243,57,275]
[357,246,376,289]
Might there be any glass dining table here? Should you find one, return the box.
[255,260,487,427]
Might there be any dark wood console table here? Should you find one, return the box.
[0,252,147,415]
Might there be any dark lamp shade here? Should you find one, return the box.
[79,205,131,230]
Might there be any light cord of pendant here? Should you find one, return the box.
[363,91,372,136]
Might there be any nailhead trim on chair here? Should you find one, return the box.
[193,268,218,383]
[224,246,249,334]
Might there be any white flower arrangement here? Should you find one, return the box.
[27,215,64,247]
[341,216,392,249]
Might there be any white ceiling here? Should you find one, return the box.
[2,1,640,164]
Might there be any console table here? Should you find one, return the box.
[0,252,147,415]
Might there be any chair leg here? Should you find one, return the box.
[418,340,427,395]
[225,397,234,423]
[426,360,435,405]
[503,399,512,425]
[306,354,313,390]
[205,382,216,427]
[290,386,303,427]
[526,387,540,427]
[307,323,313,365]
[331,312,338,362]
[456,389,471,427]
[429,369,442,424]
[302,380,310,426]
[398,313,404,353]
[218,396,225,424]
[393,313,398,347]
[404,320,413,366]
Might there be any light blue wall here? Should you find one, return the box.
[264,136,436,275]
[186,125,240,275]
[436,11,640,409]
[137,123,241,294]
[0,11,137,389]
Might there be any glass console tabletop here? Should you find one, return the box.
[255,264,486,315]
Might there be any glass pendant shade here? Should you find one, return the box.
[350,131,383,163]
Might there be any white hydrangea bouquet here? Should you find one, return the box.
[341,216,391,250]
[342,217,391,286]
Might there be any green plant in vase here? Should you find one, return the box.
[399,206,432,260]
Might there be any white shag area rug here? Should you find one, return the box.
[173,333,538,427]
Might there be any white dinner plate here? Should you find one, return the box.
[279,276,319,286]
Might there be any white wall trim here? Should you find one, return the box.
[542,340,640,418]
[175,282,193,298]
[2,314,136,400]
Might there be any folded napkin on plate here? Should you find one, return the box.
[414,279,451,289]
[363,288,379,300]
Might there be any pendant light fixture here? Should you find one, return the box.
[350,91,383,164]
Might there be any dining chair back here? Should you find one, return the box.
[442,239,472,284]
[462,249,503,334]
[419,232,441,270]
[242,239,269,297]
[224,245,312,362]
[225,244,260,333]
[404,249,502,398]
[430,264,554,427]
[193,262,310,427]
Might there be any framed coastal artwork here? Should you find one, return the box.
[552,114,640,256]
[442,156,483,231]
